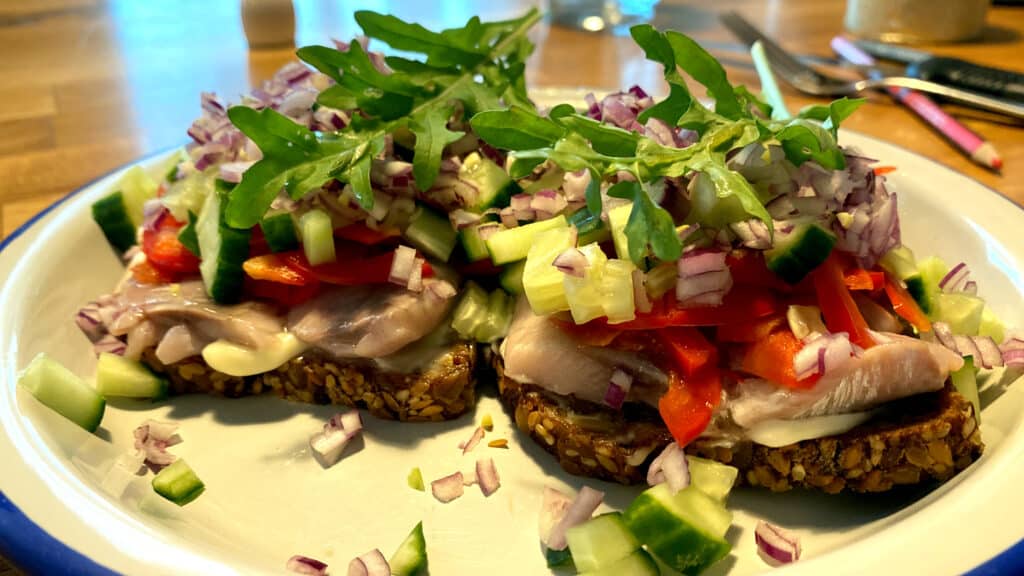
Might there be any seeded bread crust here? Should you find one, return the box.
[495,356,984,493]
[140,343,476,422]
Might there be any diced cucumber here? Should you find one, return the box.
[879,245,918,281]
[623,483,732,576]
[177,212,200,257]
[545,547,573,568]
[91,192,138,253]
[151,459,205,506]
[579,549,659,576]
[119,166,159,227]
[933,293,985,335]
[299,209,336,265]
[569,207,610,246]
[564,243,609,325]
[602,259,636,325]
[260,211,299,253]
[565,513,640,573]
[197,189,251,304]
[404,204,457,262]
[458,222,493,263]
[499,260,525,295]
[389,521,428,576]
[646,262,677,299]
[95,353,168,400]
[913,256,948,315]
[687,456,739,504]
[608,203,633,261]
[476,289,514,343]
[522,226,575,315]
[486,215,568,265]
[161,170,215,222]
[765,222,836,284]
[979,307,1006,344]
[951,356,981,423]
[451,282,489,340]
[18,353,105,433]
[459,152,515,212]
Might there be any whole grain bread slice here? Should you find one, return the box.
[141,343,476,422]
[495,356,983,493]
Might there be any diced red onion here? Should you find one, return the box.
[93,335,127,356]
[388,246,417,287]
[646,442,690,494]
[553,248,587,278]
[678,249,728,277]
[461,426,485,454]
[477,222,502,241]
[309,411,363,468]
[793,333,856,379]
[287,555,328,575]
[347,549,389,576]
[407,257,425,292]
[1003,348,1024,367]
[476,457,501,497]
[133,420,182,470]
[730,220,771,249]
[426,280,457,300]
[632,269,653,314]
[547,486,605,551]
[562,170,590,202]
[531,189,567,215]
[939,262,971,293]
[218,161,255,183]
[431,472,465,503]
[676,270,732,305]
[462,469,477,486]
[538,487,574,548]
[604,369,632,410]
[76,305,104,341]
[584,93,601,120]
[499,207,519,228]
[142,200,168,233]
[755,520,801,565]
[449,209,482,230]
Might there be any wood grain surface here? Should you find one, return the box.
[1,0,1022,573]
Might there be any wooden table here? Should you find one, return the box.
[0,0,1021,573]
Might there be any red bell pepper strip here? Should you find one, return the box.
[844,268,884,291]
[737,327,820,389]
[656,327,718,378]
[334,223,401,245]
[612,286,781,330]
[727,250,794,293]
[813,253,875,349]
[658,369,721,447]
[883,273,932,333]
[716,315,786,344]
[141,213,200,274]
[243,254,319,286]
[243,278,320,307]
[874,166,897,176]
[248,226,270,257]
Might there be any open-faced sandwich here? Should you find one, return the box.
[72,11,1017,496]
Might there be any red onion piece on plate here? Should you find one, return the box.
[431,472,465,503]
[309,411,363,468]
[646,442,690,494]
[755,520,801,565]
[461,426,485,454]
[476,457,501,497]
[287,555,328,575]
[133,420,182,470]
[546,486,605,551]
[538,487,573,548]
[347,549,389,576]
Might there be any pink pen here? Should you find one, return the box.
[830,36,1002,171]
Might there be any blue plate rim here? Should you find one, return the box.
[0,140,1022,574]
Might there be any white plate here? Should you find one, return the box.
[2,128,1024,576]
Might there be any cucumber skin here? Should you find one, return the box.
[765,223,836,284]
[91,192,138,253]
[545,547,573,568]
[459,224,492,263]
[389,522,428,576]
[208,224,251,304]
[178,212,200,257]
[259,212,299,253]
[623,491,731,576]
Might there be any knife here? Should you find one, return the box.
[854,39,1024,104]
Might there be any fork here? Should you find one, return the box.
[720,12,1024,120]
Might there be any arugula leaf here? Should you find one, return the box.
[411,104,462,190]
[554,114,640,157]
[584,168,602,216]
[607,180,682,265]
[797,97,866,138]
[228,9,542,226]
[689,154,772,230]
[630,25,684,85]
[664,31,744,120]
[470,106,566,149]
[637,81,691,125]
[775,119,847,170]
[225,107,377,227]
